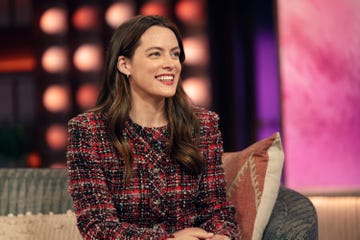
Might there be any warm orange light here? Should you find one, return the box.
[140,1,168,17]
[72,5,100,30]
[183,37,208,66]
[76,83,99,110]
[73,44,103,72]
[0,54,36,72]
[50,162,67,169]
[175,0,205,24]
[26,152,42,168]
[46,124,68,150]
[105,2,135,29]
[41,46,69,73]
[182,77,211,108]
[40,7,68,34]
[43,85,70,112]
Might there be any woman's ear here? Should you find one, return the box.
[117,56,131,76]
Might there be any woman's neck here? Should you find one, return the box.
[129,100,167,128]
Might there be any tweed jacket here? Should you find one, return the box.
[67,107,240,240]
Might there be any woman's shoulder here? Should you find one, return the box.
[192,106,220,123]
[68,111,108,127]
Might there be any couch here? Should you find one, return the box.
[0,169,317,240]
[0,133,318,239]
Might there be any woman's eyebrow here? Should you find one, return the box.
[145,46,180,52]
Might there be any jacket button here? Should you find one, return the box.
[154,168,160,174]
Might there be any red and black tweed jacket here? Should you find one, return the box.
[67,106,240,240]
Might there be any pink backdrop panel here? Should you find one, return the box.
[277,0,360,191]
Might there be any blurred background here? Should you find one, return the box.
[0,0,359,193]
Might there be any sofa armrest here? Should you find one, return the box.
[0,168,74,215]
[262,186,318,240]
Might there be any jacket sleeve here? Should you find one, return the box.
[195,113,240,240]
[66,116,171,240]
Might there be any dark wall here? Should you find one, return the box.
[207,0,277,152]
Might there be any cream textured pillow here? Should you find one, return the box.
[222,132,284,240]
[0,210,82,240]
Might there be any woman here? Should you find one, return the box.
[67,15,240,240]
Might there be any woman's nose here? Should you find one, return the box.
[162,55,178,69]
[163,63,175,70]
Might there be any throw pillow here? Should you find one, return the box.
[222,132,284,240]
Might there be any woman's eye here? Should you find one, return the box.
[172,52,181,58]
[149,52,160,57]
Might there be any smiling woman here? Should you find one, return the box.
[117,26,182,108]
[67,15,240,240]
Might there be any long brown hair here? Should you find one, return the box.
[94,15,205,182]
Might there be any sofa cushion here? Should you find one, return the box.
[0,210,82,240]
[222,132,284,240]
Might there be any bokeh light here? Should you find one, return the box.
[140,1,168,17]
[26,152,42,168]
[43,85,70,112]
[72,5,100,30]
[41,46,69,73]
[73,44,103,72]
[50,162,67,169]
[182,77,211,107]
[175,0,205,24]
[105,2,135,28]
[39,7,68,34]
[46,124,68,150]
[76,83,99,110]
[183,37,208,66]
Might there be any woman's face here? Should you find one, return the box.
[125,26,182,104]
